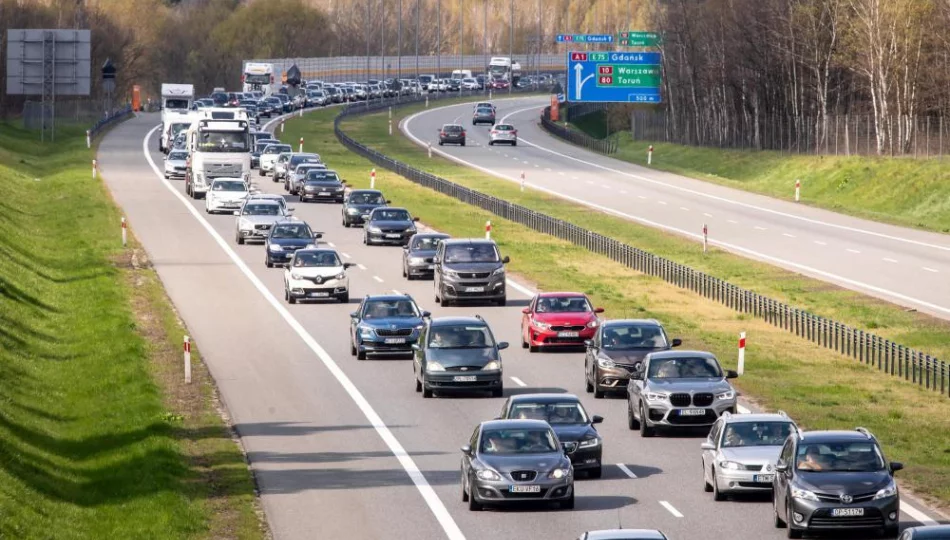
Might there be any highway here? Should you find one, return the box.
[94,109,939,540]
[402,96,950,321]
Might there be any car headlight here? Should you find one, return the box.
[587,319,599,328]
[791,487,820,502]
[476,469,500,481]
[346,207,361,214]
[409,257,426,264]
[532,319,551,330]
[268,244,283,251]
[719,460,742,471]
[290,272,304,280]
[874,481,898,500]
[716,390,736,400]
[482,361,501,371]
[644,392,668,402]
[596,355,615,368]
[578,437,601,449]
[358,326,376,338]
[491,266,505,276]
[442,269,459,279]
[239,218,252,228]
[426,361,445,372]
[335,272,346,280]
[368,226,382,233]
[548,468,572,479]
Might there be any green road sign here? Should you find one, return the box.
[594,64,662,88]
[617,31,661,47]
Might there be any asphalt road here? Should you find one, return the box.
[402,96,950,321]
[94,108,940,540]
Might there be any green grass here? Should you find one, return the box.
[281,105,950,510]
[0,123,263,538]
[567,111,950,233]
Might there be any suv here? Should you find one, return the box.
[584,319,681,398]
[433,239,510,306]
[626,350,738,437]
[349,294,430,360]
[773,428,903,538]
[412,315,508,398]
[473,106,496,125]
[701,411,797,501]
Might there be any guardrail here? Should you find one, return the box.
[333,96,950,398]
[539,104,617,155]
[88,105,134,141]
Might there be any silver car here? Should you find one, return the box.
[489,124,518,146]
[701,412,797,500]
[233,199,295,245]
[163,150,188,179]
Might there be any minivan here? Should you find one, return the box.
[433,239,509,306]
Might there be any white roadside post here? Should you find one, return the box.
[92,159,97,179]
[427,142,432,158]
[737,332,747,375]
[370,168,376,189]
[121,217,127,247]
[389,119,393,136]
[280,121,285,134]
[520,171,525,192]
[648,144,654,165]
[184,335,192,384]
[425,94,429,108]
[795,179,801,202]
[702,223,708,254]
[485,220,492,240]
[298,137,304,152]
[389,106,392,120]
[86,130,91,149]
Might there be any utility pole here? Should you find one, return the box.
[537,0,542,84]
[397,0,402,84]
[483,0,488,86]
[437,0,442,90]
[380,0,386,81]
[509,0,513,96]
[415,0,420,79]
[366,0,371,94]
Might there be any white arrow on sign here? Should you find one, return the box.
[573,63,595,100]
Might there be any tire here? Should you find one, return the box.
[350,341,357,356]
[627,403,639,430]
[236,233,245,245]
[491,386,503,398]
[415,376,422,392]
[704,466,714,492]
[640,403,655,437]
[422,383,433,399]
[265,256,273,268]
[496,296,506,307]
[561,491,574,510]
[467,483,481,511]
[529,344,539,353]
[786,505,802,539]
[440,295,449,307]
[338,292,349,304]
[773,492,787,528]
[438,141,444,146]
[343,217,350,228]
[712,470,725,501]
[593,385,604,399]
[521,334,528,349]
[488,141,493,146]
[299,195,304,202]
[513,141,518,146]
[461,476,469,501]
[588,467,602,479]
[288,292,296,305]
[357,348,366,360]
[461,140,466,146]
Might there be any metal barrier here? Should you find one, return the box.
[88,105,134,141]
[540,104,617,155]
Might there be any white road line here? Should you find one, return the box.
[680,206,690,211]
[509,376,527,387]
[342,252,352,258]
[558,172,565,176]
[357,263,368,270]
[903,503,939,526]
[616,464,638,479]
[545,167,552,172]
[658,201,668,205]
[620,190,628,195]
[505,278,535,298]
[392,289,403,295]
[659,501,684,518]
[703,213,713,218]
[814,241,827,246]
[754,226,768,231]
[737,405,751,414]
[601,185,610,189]
[847,248,861,254]
[571,176,579,180]
[534,164,540,168]
[923,267,939,273]
[638,195,647,200]
[373,276,384,283]
[140,125,466,540]
[783,233,796,238]
[327,242,336,247]
[883,258,898,263]
[727,219,738,224]
[586,180,595,185]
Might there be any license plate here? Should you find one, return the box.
[465,286,485,292]
[509,485,540,493]
[558,331,579,338]
[679,409,705,416]
[831,508,864,517]
[453,375,477,382]
[385,233,402,239]
[427,264,435,269]
[384,338,406,344]
[309,292,329,297]
[318,192,330,196]
[753,474,774,483]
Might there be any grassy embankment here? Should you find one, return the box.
[0,123,263,538]
[279,103,950,511]
[568,109,950,233]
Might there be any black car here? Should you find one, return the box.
[413,315,507,398]
[274,93,293,113]
[402,233,450,280]
[473,106,496,126]
[210,91,229,107]
[363,207,418,246]
[288,163,329,195]
[350,294,430,360]
[433,239,509,306]
[264,221,322,268]
[262,97,282,116]
[498,394,604,478]
[584,319,682,399]
[447,79,461,92]
[299,170,346,203]
[342,189,389,227]
[461,419,574,510]
[773,428,903,538]
[439,124,466,146]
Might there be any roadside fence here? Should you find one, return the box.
[333,96,950,399]
[540,104,617,155]
[88,104,134,142]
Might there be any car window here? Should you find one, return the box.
[427,325,495,349]
[243,203,281,216]
[306,171,340,182]
[721,422,795,448]
[411,236,446,251]
[443,125,463,133]
[509,402,589,424]
[212,180,246,192]
[648,356,722,378]
[372,209,411,221]
[348,192,385,204]
[293,251,342,267]
[479,428,558,455]
[495,124,514,131]
[361,299,420,319]
[534,296,592,313]
[709,420,723,446]
[443,244,499,263]
[271,224,312,239]
[601,324,668,349]
[168,152,188,160]
[265,145,291,154]
[796,442,886,472]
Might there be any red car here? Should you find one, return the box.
[490,79,510,89]
[521,292,604,352]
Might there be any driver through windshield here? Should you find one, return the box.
[271,224,312,239]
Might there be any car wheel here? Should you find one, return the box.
[350,340,357,356]
[593,384,605,399]
[588,467,602,479]
[496,296,506,307]
[704,465,714,492]
[585,370,594,393]
[561,490,574,510]
[438,140,444,146]
[422,382,433,399]
[773,491,787,528]
[236,233,245,245]
[640,403,655,437]
[786,501,802,538]
[461,476,469,502]
[357,347,366,360]
[415,374,422,393]
[627,402,639,430]
[338,292,349,304]
[343,217,350,228]
[712,470,725,501]
[461,140,466,146]
[488,141,493,146]
[513,141,518,147]
[287,290,296,304]
[299,195,304,202]
[521,333,528,349]
[440,294,449,307]
[491,386,503,398]
[402,264,407,278]
[265,256,273,268]
[467,483,481,511]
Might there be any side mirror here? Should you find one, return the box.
[521,308,530,314]
[412,217,420,222]
[287,207,296,213]
[497,342,509,350]
[343,262,356,269]
[583,339,593,348]
[313,232,323,239]
[502,256,510,264]
[402,244,409,250]
[460,444,472,455]
[386,199,392,203]
[726,370,739,379]
[672,338,683,347]
[700,441,716,451]
[411,344,421,351]
[591,415,604,424]
[349,312,358,318]
[775,462,789,473]
[630,371,643,380]
[594,307,605,313]
[421,311,431,318]
[233,211,240,216]
[361,214,370,220]
[890,461,904,473]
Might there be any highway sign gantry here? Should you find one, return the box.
[618,31,661,47]
[556,34,614,44]
[566,51,662,103]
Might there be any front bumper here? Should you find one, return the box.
[286,278,348,299]
[239,224,274,239]
[366,230,415,245]
[715,467,777,493]
[594,364,638,392]
[423,371,502,393]
[407,261,437,277]
[441,276,506,301]
[207,198,246,212]
[261,161,276,172]
[788,494,898,533]
[527,326,596,347]
[440,137,465,144]
[490,135,517,144]
[642,399,736,429]
[565,444,603,470]
[358,335,418,356]
[165,167,186,178]
[471,475,573,504]
[301,189,345,202]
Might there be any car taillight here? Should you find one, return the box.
[512,130,518,135]
[440,131,445,136]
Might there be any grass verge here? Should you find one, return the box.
[0,122,264,538]
[279,105,950,511]
[567,109,950,233]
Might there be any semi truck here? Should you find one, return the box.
[487,57,521,86]
[243,62,278,97]
[184,108,251,199]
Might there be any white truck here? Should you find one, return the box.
[160,111,196,155]
[243,62,278,97]
[159,83,195,152]
[487,57,522,86]
[451,69,473,80]
[184,108,251,199]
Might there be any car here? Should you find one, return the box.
[251,138,280,169]
[585,319,682,399]
[324,86,342,103]
[576,531,669,540]
[899,525,950,539]
[245,192,289,213]
[342,189,389,227]
[283,247,354,304]
[489,124,518,146]
[439,124,466,146]
[498,394,604,478]
[261,97,282,116]
[274,93,293,113]
[288,162,329,195]
[363,207,419,246]
[521,292,604,352]
[460,419,574,510]
[163,150,188,179]
[447,79,461,92]
[204,178,249,214]
[277,152,321,183]
[773,427,903,538]
[413,315,507,398]
[626,350,738,436]
[473,102,496,112]
[472,106,496,125]
[701,411,797,501]
[264,220,322,268]
[299,169,345,202]
[461,78,480,90]
[491,78,510,90]
[402,233,450,280]
[259,144,292,176]
[433,238,509,307]
[233,199,295,245]
[350,294,430,360]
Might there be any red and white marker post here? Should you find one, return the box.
[702,223,708,254]
[795,179,801,202]
[370,168,376,189]
[648,145,654,165]
[520,171,526,192]
[86,130,91,149]
[92,159,98,179]
[121,217,127,247]
[298,137,304,152]
[737,332,747,375]
[184,335,192,384]
[485,220,492,240]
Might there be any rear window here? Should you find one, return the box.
[495,124,514,131]
[443,125,463,133]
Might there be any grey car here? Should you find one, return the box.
[412,315,508,398]
[363,207,418,246]
[584,319,682,398]
[438,124,466,146]
[402,233,450,280]
[163,150,188,179]
[461,419,574,510]
[577,531,668,540]
[287,163,328,195]
[233,199,295,245]
[433,238,509,306]
[626,350,738,436]
[472,106,496,125]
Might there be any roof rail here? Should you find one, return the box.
[855,427,874,440]
[777,410,788,417]
[721,411,732,419]
[796,426,806,440]
[474,314,484,321]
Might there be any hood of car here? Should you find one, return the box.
[348,202,385,211]
[269,237,313,248]
[408,248,437,259]
[166,159,186,167]
[720,446,783,465]
[547,423,597,443]
[531,312,595,325]
[600,349,658,365]
[210,191,248,200]
[304,181,343,188]
[645,378,733,393]
[287,266,344,279]
[444,262,502,272]
[477,453,568,475]
[794,470,892,494]
[427,347,496,367]
[368,220,413,230]
[360,316,423,330]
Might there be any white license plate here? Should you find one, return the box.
[384,338,406,344]
[465,286,485,292]
[831,508,864,517]
[427,264,435,269]
[557,331,580,338]
[384,233,401,239]
[679,409,706,416]
[309,292,329,297]
[509,485,541,493]
[753,474,774,483]
[453,375,477,382]
[318,192,330,196]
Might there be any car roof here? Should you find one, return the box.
[481,419,551,430]
[363,294,414,302]
[296,247,338,255]
[245,199,280,205]
[349,189,383,194]
[371,206,408,212]
[603,318,663,327]
[441,238,496,246]
[582,530,668,540]
[508,393,580,404]
[412,232,450,239]
[721,413,793,425]
[537,292,588,298]
[442,123,463,128]
[248,193,283,200]
[797,430,876,443]
[429,316,487,327]
[647,350,716,360]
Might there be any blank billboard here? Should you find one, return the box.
[6,29,91,96]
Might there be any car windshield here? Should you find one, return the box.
[443,244,499,263]
[648,356,722,378]
[271,224,312,239]
[721,422,795,448]
[480,428,558,455]
[796,442,886,473]
[602,324,668,350]
[510,402,589,425]
[243,204,281,216]
[293,251,341,267]
[211,180,246,192]
[361,299,420,319]
[428,325,495,349]
[165,98,189,109]
[168,152,188,161]
[535,296,591,313]
[296,166,322,175]
[411,236,447,250]
[372,209,411,221]
[349,192,385,204]
[476,108,493,114]
[197,130,249,152]
[307,171,339,182]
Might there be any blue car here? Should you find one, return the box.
[264,221,322,268]
[350,294,430,360]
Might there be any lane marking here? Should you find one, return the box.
[923,267,939,273]
[903,503,939,526]
[638,195,647,200]
[601,184,610,189]
[327,241,336,247]
[510,376,527,387]
[616,463,638,479]
[703,213,713,218]
[783,233,796,238]
[727,219,738,224]
[620,190,628,195]
[357,263,368,270]
[545,167,552,172]
[140,125,466,540]
[737,405,751,414]
[342,252,352,258]
[505,278,535,298]
[680,206,690,211]
[754,226,768,231]
[586,180,595,185]
[883,258,898,263]
[658,201,668,205]
[659,501,684,518]
[847,248,861,254]
[558,172,565,176]
[814,241,827,246]
[373,275,384,283]
[392,289,403,295]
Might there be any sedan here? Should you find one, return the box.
[283,248,355,304]
[259,144,292,177]
[489,124,518,146]
[342,189,389,227]
[439,124,466,146]
[350,294,429,359]
[299,170,346,203]
[521,292,603,352]
[461,420,574,510]
[264,221,322,268]
[204,178,249,214]
[288,163,328,195]
[163,150,188,179]
[585,319,681,399]
[363,207,419,246]
[233,199,295,245]
[402,233,450,280]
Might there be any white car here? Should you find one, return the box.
[259,144,292,177]
[205,178,250,214]
[283,248,355,304]
[164,150,188,179]
[461,78,480,90]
